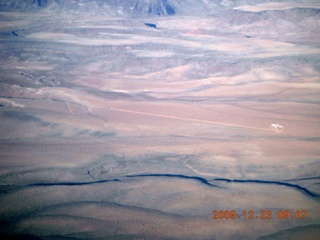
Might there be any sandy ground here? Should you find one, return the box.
[0,2,319,239]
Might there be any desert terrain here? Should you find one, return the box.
[0,0,319,239]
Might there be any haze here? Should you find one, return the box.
[0,0,319,239]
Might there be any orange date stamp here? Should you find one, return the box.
[212,209,307,220]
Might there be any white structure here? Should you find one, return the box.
[271,123,283,130]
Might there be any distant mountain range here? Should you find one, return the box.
[0,0,319,18]
[0,0,223,16]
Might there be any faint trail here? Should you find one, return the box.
[41,102,86,131]
[186,163,219,177]
[67,102,75,115]
[111,107,273,132]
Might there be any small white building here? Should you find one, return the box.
[271,123,283,130]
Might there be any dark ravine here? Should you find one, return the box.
[27,178,121,187]
[125,173,220,187]
[0,179,121,195]
[213,178,319,198]
[127,174,320,198]
[4,173,316,198]
[2,174,219,190]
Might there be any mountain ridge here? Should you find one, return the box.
[0,0,222,17]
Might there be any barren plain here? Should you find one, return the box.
[0,0,319,239]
